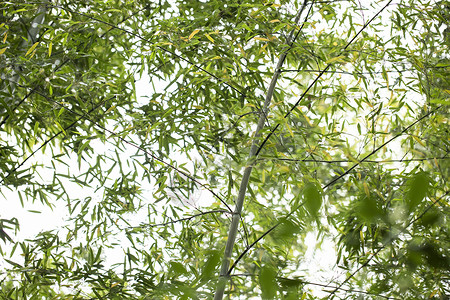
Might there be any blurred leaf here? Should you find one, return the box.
[273,218,300,242]
[170,261,187,276]
[357,195,383,222]
[259,265,278,299]
[200,250,221,282]
[303,182,322,217]
[406,171,430,209]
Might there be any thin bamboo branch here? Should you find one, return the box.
[126,209,230,230]
[231,274,400,299]
[257,156,450,164]
[323,105,443,189]
[280,68,422,75]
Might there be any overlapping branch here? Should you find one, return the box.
[1,83,233,213]
[46,3,245,98]
[327,189,450,296]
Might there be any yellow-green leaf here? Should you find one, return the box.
[278,165,290,173]
[55,121,66,135]
[382,65,389,89]
[275,218,300,242]
[285,122,294,137]
[25,42,39,56]
[254,37,269,41]
[48,41,52,57]
[2,32,7,43]
[0,47,6,55]
[412,135,425,147]
[200,250,221,281]
[325,55,345,64]
[357,195,382,221]
[188,29,200,40]
[105,105,116,114]
[363,181,370,197]
[33,121,40,136]
[204,33,214,43]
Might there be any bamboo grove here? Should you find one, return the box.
[0,0,449,299]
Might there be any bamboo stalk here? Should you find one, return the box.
[213,2,310,299]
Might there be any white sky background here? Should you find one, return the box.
[0,0,438,297]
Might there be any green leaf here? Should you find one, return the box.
[406,171,430,210]
[419,208,442,227]
[273,218,300,242]
[170,261,187,276]
[357,195,382,222]
[259,265,278,299]
[200,250,221,282]
[303,182,322,216]
[4,259,21,268]
[0,227,13,243]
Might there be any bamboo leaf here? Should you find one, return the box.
[412,135,425,147]
[254,37,269,41]
[25,42,39,56]
[325,55,345,64]
[303,182,322,216]
[204,33,215,43]
[406,171,430,210]
[260,265,278,299]
[188,29,200,40]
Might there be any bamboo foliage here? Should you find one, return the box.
[0,0,448,299]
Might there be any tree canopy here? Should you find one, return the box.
[0,0,449,299]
